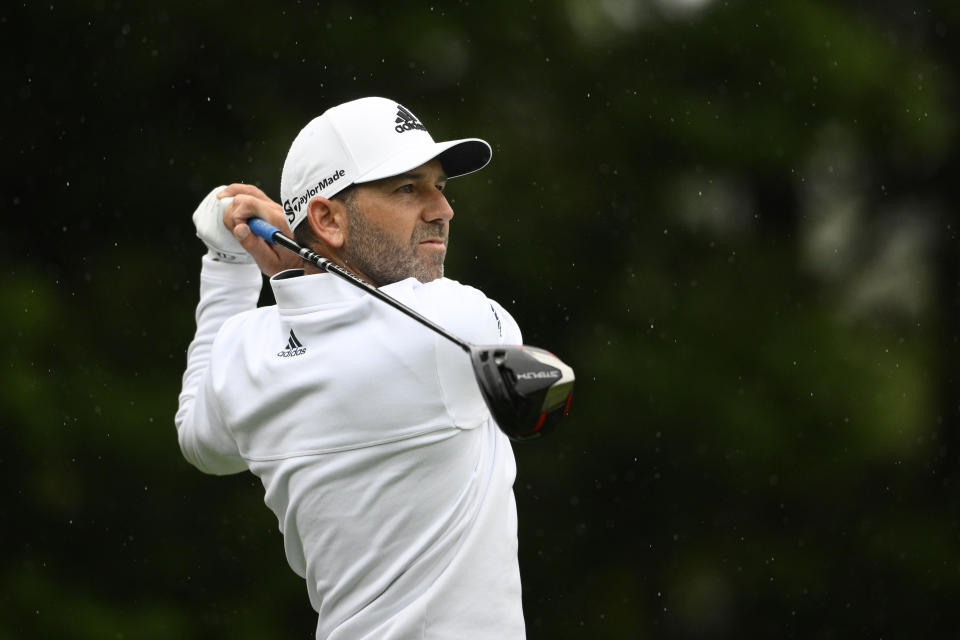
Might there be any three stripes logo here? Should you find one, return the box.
[394,105,427,133]
[277,330,306,358]
[489,303,503,339]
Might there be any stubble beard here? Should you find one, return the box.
[340,201,447,287]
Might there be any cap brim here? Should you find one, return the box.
[354,138,492,184]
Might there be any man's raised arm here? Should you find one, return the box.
[174,185,296,474]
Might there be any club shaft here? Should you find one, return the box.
[251,218,471,353]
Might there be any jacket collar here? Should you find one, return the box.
[269,269,367,313]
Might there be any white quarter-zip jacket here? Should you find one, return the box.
[176,255,526,639]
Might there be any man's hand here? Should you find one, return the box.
[218,184,303,277]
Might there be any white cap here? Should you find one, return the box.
[280,97,492,229]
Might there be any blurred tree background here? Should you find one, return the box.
[4,0,960,637]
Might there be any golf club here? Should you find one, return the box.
[247,217,574,441]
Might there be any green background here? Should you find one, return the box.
[5,0,960,637]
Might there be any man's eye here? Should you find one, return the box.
[436,184,445,192]
[397,184,414,193]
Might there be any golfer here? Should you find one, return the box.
[176,97,526,639]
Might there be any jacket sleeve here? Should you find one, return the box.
[406,279,525,428]
[487,298,522,345]
[421,280,523,346]
[175,254,262,475]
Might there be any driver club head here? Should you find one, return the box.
[470,345,575,442]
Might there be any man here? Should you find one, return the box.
[175,97,526,639]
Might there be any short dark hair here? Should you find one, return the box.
[293,186,356,249]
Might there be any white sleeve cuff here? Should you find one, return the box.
[201,252,263,286]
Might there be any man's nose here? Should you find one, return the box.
[424,189,454,223]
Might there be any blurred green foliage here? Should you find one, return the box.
[4,0,960,637]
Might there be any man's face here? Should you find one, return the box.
[340,159,453,286]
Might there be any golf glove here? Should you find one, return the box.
[192,185,253,264]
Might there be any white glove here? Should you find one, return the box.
[192,185,253,263]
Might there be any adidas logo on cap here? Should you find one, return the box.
[394,105,427,134]
[277,329,307,357]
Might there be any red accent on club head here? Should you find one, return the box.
[532,412,547,433]
[563,392,573,416]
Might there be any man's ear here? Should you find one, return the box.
[306,196,346,249]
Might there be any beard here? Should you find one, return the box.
[339,201,447,286]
